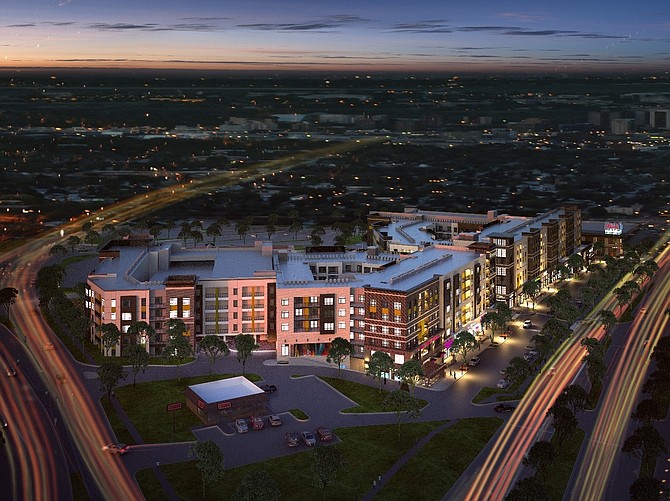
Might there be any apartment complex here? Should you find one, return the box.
[85,204,580,371]
[368,205,582,307]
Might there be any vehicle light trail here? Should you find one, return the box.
[458,232,670,501]
[568,248,670,501]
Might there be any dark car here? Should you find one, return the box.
[494,403,515,413]
[102,443,129,455]
[260,384,277,393]
[316,427,333,442]
[285,432,300,447]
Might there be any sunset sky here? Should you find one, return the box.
[2,0,670,73]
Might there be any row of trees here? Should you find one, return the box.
[619,336,670,500]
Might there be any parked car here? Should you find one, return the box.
[0,414,7,428]
[102,443,129,455]
[468,356,481,367]
[316,427,333,442]
[523,320,532,329]
[490,342,500,348]
[523,350,538,362]
[285,432,300,447]
[301,431,317,447]
[260,384,277,393]
[494,403,515,413]
[497,378,511,389]
[235,418,249,434]
[269,415,282,427]
[250,415,264,430]
[5,364,16,377]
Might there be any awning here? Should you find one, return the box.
[418,334,441,351]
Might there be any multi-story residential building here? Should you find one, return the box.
[368,205,582,307]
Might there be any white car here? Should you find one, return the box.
[468,356,481,367]
[235,418,249,434]
[497,378,511,389]
[523,320,533,329]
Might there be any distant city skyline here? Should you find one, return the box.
[3,0,670,74]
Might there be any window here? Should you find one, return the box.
[370,299,377,307]
[382,339,389,347]
[122,312,132,321]
[382,313,389,321]
[382,326,389,335]
[281,311,289,318]
[170,297,178,306]
[141,298,146,306]
[281,323,289,331]
[310,296,318,304]
[338,321,346,329]
[394,327,402,336]
[394,315,401,323]
[350,294,355,302]
[358,308,365,316]
[496,248,507,258]
[183,297,190,305]
[170,310,178,318]
[295,308,303,317]
[310,320,318,329]
[324,297,334,305]
[110,312,116,320]
[111,299,116,308]
[233,288,238,295]
[281,298,289,306]
[338,309,346,317]
[339,297,346,304]
[359,295,365,302]
[324,322,335,331]
[393,301,401,310]
[496,267,507,276]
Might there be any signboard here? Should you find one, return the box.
[167,402,182,412]
[197,400,205,410]
[604,221,623,236]
[217,401,232,410]
[444,338,455,350]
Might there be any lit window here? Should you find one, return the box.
[393,301,401,310]
[281,311,289,318]
[122,312,132,321]
[295,308,303,316]
[281,323,289,331]
[324,322,335,331]
[339,297,347,304]
[338,309,346,317]
[324,297,334,305]
[281,298,289,306]
[338,321,346,329]
[310,320,319,329]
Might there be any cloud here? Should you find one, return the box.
[42,21,75,26]
[389,20,451,33]
[7,23,36,28]
[238,22,341,31]
[498,12,547,22]
[88,22,217,32]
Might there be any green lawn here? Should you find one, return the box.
[111,374,260,443]
[319,376,427,412]
[289,408,309,420]
[137,420,449,500]
[378,417,503,500]
[100,395,135,445]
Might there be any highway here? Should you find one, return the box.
[449,233,670,501]
[0,137,382,500]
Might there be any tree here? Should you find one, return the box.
[84,229,100,244]
[555,384,589,415]
[522,440,556,482]
[49,244,69,261]
[547,403,578,446]
[521,279,542,310]
[503,356,531,390]
[634,259,658,283]
[99,323,121,356]
[188,440,225,498]
[629,476,665,501]
[236,217,253,244]
[233,469,280,501]
[531,333,554,363]
[384,389,423,437]
[206,222,222,246]
[164,219,176,239]
[82,221,94,233]
[366,350,394,392]
[309,226,325,246]
[622,425,667,477]
[35,264,65,306]
[161,319,193,377]
[541,317,570,345]
[396,359,424,395]
[191,229,204,247]
[505,476,550,501]
[592,240,605,258]
[97,360,127,398]
[178,222,191,246]
[0,287,18,322]
[124,344,150,387]
[632,399,663,425]
[311,445,347,492]
[326,337,352,378]
[581,337,606,387]
[126,321,156,346]
[599,310,617,337]
[265,213,278,240]
[234,334,259,375]
[66,235,81,252]
[199,335,230,375]
[289,220,303,240]
[148,224,163,239]
[450,330,479,365]
[566,253,585,276]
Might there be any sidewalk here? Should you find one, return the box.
[109,395,181,501]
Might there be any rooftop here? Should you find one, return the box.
[188,376,264,404]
